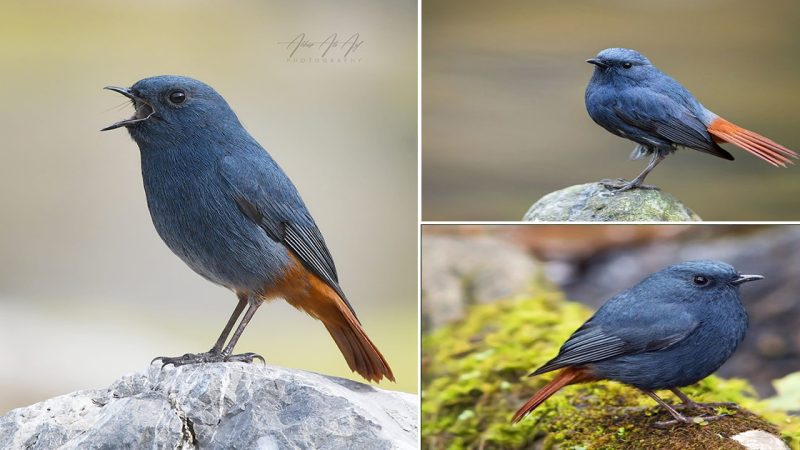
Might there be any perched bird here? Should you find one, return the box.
[512,260,762,427]
[102,75,394,383]
[585,48,797,191]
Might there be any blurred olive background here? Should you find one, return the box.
[422,224,800,396]
[423,0,800,220]
[0,0,417,413]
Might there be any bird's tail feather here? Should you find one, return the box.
[275,254,394,383]
[511,367,593,424]
[707,117,797,167]
[322,303,395,383]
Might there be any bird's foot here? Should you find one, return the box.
[653,412,730,428]
[599,178,659,193]
[152,350,265,367]
[675,401,739,411]
[225,352,266,364]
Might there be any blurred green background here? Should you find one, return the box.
[423,0,800,220]
[0,0,417,413]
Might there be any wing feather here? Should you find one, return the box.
[221,154,359,320]
[613,91,734,160]
[531,308,699,376]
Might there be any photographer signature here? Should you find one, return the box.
[278,33,364,59]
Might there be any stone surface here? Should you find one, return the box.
[732,430,790,450]
[523,182,701,222]
[421,235,539,331]
[0,363,418,450]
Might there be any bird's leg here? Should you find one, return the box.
[642,390,731,428]
[642,390,694,427]
[670,388,739,411]
[601,153,665,192]
[153,293,264,367]
[218,297,265,363]
[209,293,248,354]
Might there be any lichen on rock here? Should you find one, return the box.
[421,289,799,449]
[523,182,701,222]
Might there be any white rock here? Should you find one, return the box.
[0,363,419,449]
[731,430,790,450]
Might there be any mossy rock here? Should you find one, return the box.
[523,182,701,222]
[421,290,800,449]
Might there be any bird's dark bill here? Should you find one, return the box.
[101,86,155,131]
[586,58,608,69]
[732,274,764,285]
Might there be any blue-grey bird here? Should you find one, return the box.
[512,260,762,427]
[585,48,797,191]
[102,75,394,382]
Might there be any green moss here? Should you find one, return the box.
[422,290,800,449]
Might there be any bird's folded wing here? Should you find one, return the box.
[613,90,733,160]
[220,154,359,320]
[531,305,699,376]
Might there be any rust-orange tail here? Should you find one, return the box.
[511,367,594,424]
[273,254,394,383]
[707,117,798,167]
[320,300,395,383]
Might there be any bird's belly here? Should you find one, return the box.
[144,179,289,292]
[590,322,746,390]
[586,100,636,141]
[585,89,673,151]
[590,351,723,390]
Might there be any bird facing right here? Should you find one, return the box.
[585,48,797,192]
[512,260,763,427]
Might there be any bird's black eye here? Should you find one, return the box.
[168,90,186,105]
[622,62,633,69]
[692,275,709,286]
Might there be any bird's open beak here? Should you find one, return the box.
[731,274,764,285]
[101,86,156,131]
[586,58,609,69]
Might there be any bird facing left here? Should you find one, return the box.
[102,75,394,383]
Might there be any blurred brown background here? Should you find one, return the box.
[422,0,800,220]
[422,224,800,396]
[0,0,417,413]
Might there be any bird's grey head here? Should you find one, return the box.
[651,260,763,301]
[102,75,241,146]
[586,48,655,82]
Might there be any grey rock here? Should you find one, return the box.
[421,235,539,331]
[0,363,419,450]
[523,182,701,222]
[731,430,790,450]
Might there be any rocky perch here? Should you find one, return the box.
[0,363,419,449]
[524,182,701,221]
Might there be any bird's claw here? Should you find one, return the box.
[675,401,739,411]
[152,351,266,367]
[653,412,730,428]
[152,352,219,367]
[599,178,660,193]
[226,352,266,365]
